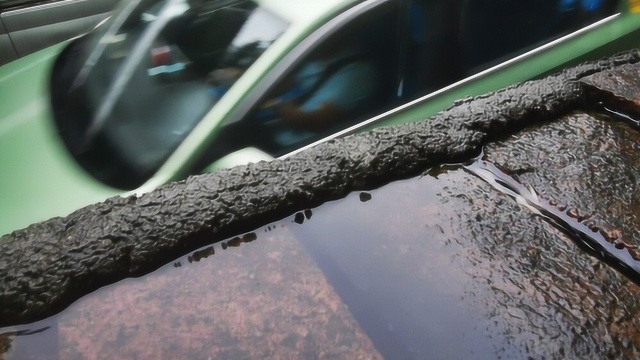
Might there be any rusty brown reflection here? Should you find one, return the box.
[8,226,381,360]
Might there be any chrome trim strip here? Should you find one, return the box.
[279,12,621,160]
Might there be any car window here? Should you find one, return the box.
[50,0,289,189]
[219,1,402,158]
[401,0,620,99]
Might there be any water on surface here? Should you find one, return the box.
[3,111,640,359]
[463,155,640,284]
[2,169,532,360]
[1,222,382,359]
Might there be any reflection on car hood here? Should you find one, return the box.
[0,45,119,236]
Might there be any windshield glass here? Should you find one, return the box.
[51,0,288,189]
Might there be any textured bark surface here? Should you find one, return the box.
[1,49,640,326]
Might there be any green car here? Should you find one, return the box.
[1,0,640,236]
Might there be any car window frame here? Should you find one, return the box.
[212,0,625,166]
[188,0,400,171]
[207,0,622,165]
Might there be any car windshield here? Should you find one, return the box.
[51,0,288,189]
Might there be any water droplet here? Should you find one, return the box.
[243,233,257,242]
[359,192,372,202]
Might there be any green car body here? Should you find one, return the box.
[1,0,640,236]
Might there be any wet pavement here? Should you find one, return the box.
[3,51,640,358]
[4,111,640,358]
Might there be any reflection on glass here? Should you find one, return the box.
[51,0,288,189]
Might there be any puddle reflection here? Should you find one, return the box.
[3,158,640,359]
[292,171,518,359]
[2,167,526,360]
[1,224,381,359]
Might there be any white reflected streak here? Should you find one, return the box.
[85,0,189,142]
[464,161,542,216]
[72,0,143,89]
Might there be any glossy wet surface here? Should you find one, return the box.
[3,111,640,359]
[463,154,640,284]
